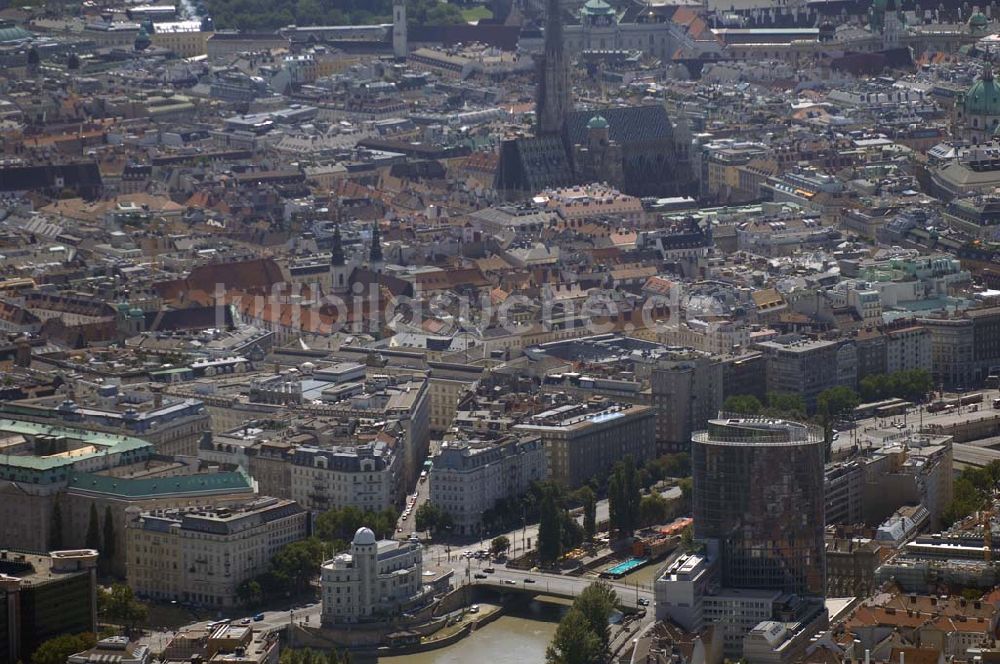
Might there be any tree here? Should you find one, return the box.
[48,497,64,550]
[573,581,618,653]
[678,477,692,512]
[490,535,510,558]
[767,392,806,417]
[414,502,452,534]
[817,386,860,421]
[537,493,562,566]
[31,632,96,664]
[545,608,603,664]
[723,394,762,415]
[237,579,263,608]
[316,506,398,543]
[559,510,584,551]
[271,537,328,592]
[579,486,597,542]
[608,457,641,537]
[99,584,147,636]
[639,493,671,528]
[103,506,116,571]
[817,386,860,459]
[85,504,101,551]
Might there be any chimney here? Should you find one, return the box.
[865,650,871,664]
[900,651,905,664]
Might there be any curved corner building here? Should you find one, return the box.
[692,416,825,597]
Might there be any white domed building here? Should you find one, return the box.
[320,527,424,624]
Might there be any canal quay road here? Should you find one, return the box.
[467,567,655,609]
[140,485,680,654]
[414,485,683,576]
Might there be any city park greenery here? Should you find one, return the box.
[237,506,398,607]
[29,633,96,664]
[942,460,1000,527]
[208,0,466,32]
[546,581,619,664]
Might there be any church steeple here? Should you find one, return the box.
[330,221,345,266]
[535,0,570,136]
[369,223,383,263]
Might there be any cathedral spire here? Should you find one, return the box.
[535,0,570,136]
[330,221,345,266]
[369,223,383,263]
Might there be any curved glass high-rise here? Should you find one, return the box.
[692,416,826,597]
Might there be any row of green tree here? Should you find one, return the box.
[536,456,691,566]
[860,369,933,403]
[537,484,587,567]
[208,0,465,32]
[546,582,619,664]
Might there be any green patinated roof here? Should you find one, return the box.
[965,70,1000,117]
[68,468,253,498]
[587,114,609,129]
[0,25,33,44]
[0,418,151,471]
[970,12,989,26]
[582,0,614,15]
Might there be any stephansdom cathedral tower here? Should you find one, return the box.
[495,0,692,199]
[535,0,570,136]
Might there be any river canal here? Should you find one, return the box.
[379,599,567,664]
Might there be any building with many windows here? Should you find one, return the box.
[756,335,857,410]
[126,498,307,608]
[0,549,99,663]
[321,527,423,625]
[514,400,655,487]
[657,417,828,661]
[430,434,547,536]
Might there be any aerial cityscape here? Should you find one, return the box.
[3,0,1000,661]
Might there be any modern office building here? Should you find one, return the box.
[430,434,547,535]
[692,417,826,596]
[514,400,655,487]
[650,351,725,453]
[321,527,424,625]
[756,335,857,410]
[0,548,99,663]
[126,498,308,608]
[657,417,828,661]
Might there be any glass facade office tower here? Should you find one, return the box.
[692,417,826,597]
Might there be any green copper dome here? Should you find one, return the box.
[969,11,989,27]
[582,0,614,15]
[965,66,1000,117]
[0,24,33,44]
[587,114,609,129]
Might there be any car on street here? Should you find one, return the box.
[239,618,252,626]
[474,573,487,579]
[253,613,265,621]
[524,578,535,584]
[483,567,495,573]
[503,579,516,585]
[638,598,650,606]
